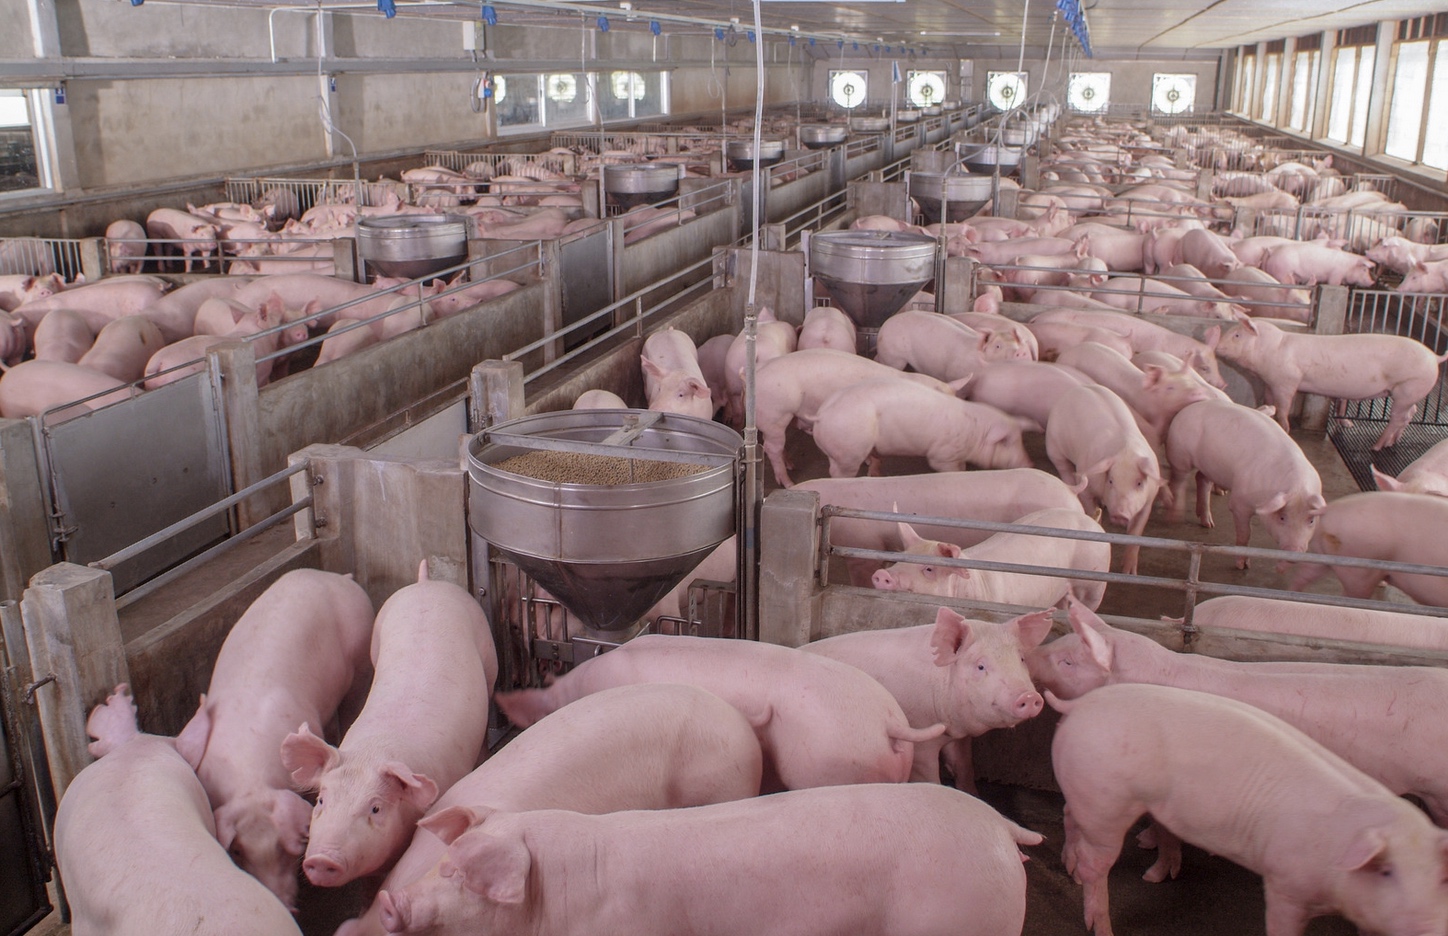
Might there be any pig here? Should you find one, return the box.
[1187,594,1448,653]
[871,511,1110,611]
[315,319,383,365]
[1092,275,1242,320]
[0,271,67,312]
[572,388,629,410]
[1031,309,1227,389]
[11,275,171,339]
[811,379,1030,478]
[797,304,857,352]
[1051,682,1448,936]
[875,309,1030,382]
[0,359,136,423]
[55,685,303,936]
[1229,234,1312,268]
[1033,596,1448,828]
[76,316,166,383]
[146,207,220,272]
[1178,227,1241,278]
[1055,342,1216,446]
[126,275,259,343]
[173,570,375,910]
[1131,350,1230,401]
[232,273,397,333]
[105,219,149,274]
[31,309,95,363]
[1025,320,1137,362]
[409,273,521,319]
[621,204,696,243]
[850,215,926,234]
[1140,223,1203,274]
[963,235,1081,266]
[337,683,764,936]
[993,249,1109,301]
[194,296,259,336]
[281,562,498,888]
[640,327,713,419]
[1065,222,1147,272]
[1261,241,1377,287]
[754,349,961,487]
[1045,384,1163,575]
[695,333,734,414]
[1365,236,1448,275]
[805,607,1052,790]
[1165,399,1325,567]
[471,206,571,241]
[1288,491,1448,606]
[965,361,1094,432]
[143,294,309,390]
[375,783,1041,936]
[1159,263,1241,303]
[1372,438,1448,496]
[724,307,798,426]
[494,633,947,792]
[1214,317,1448,450]
[1216,266,1313,322]
[949,312,1040,361]
[1399,258,1448,294]
[795,469,1086,586]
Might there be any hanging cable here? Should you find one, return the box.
[739,0,766,643]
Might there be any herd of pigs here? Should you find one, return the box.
[24,114,1448,935]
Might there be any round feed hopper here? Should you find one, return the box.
[467,410,740,633]
[726,138,785,172]
[908,171,994,224]
[356,215,468,282]
[922,105,943,117]
[851,116,891,133]
[896,109,922,123]
[809,230,939,334]
[603,163,680,210]
[799,125,848,149]
[956,140,1024,176]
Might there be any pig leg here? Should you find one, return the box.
[1372,397,1419,451]
[866,454,885,477]
[763,429,795,488]
[909,736,946,784]
[1136,820,1183,882]
[1062,799,1131,936]
[1228,497,1256,570]
[940,738,977,794]
[1266,384,1298,433]
[1195,473,1215,529]
[1287,561,1332,591]
[1263,884,1313,936]
[1333,566,1388,600]
[1119,500,1153,576]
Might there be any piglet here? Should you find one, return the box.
[376,784,1041,936]
[495,633,945,792]
[282,561,498,888]
[174,570,375,910]
[56,685,302,936]
[105,219,149,274]
[1051,682,1448,936]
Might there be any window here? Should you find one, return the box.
[1260,53,1282,122]
[1236,54,1257,114]
[1423,43,1448,168]
[597,71,665,122]
[544,72,590,126]
[0,89,40,193]
[986,71,1027,110]
[1068,72,1111,113]
[829,70,868,109]
[496,74,542,129]
[906,70,947,108]
[1385,41,1430,160]
[1326,43,1375,147]
[1151,73,1196,115]
[497,71,603,130]
[1288,48,1320,132]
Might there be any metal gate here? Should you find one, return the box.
[33,371,234,595]
[0,603,55,936]
[1329,288,1448,490]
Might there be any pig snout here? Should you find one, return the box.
[872,569,900,590]
[1013,689,1044,720]
[302,852,348,887]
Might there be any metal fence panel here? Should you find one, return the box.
[41,373,232,594]
[559,226,614,334]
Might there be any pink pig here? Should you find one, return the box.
[495,633,946,792]
[56,685,303,936]
[11,274,170,339]
[1051,682,1448,936]
[173,570,375,910]
[376,784,1041,936]
[1045,384,1163,575]
[105,219,149,274]
[146,207,220,273]
[1031,309,1227,389]
[1165,399,1325,568]
[1187,594,1448,653]
[1288,491,1448,606]
[810,378,1030,478]
[337,683,763,936]
[640,327,713,419]
[1055,341,1216,446]
[1261,241,1377,287]
[876,309,1032,382]
[31,309,95,364]
[1372,437,1448,496]
[1026,321,1137,363]
[965,361,1094,432]
[0,271,67,312]
[77,316,166,383]
[805,606,1052,784]
[871,512,1109,610]
[281,562,498,888]
[0,359,136,423]
[724,306,798,427]
[1399,257,1448,294]
[797,305,857,352]
[1215,317,1448,449]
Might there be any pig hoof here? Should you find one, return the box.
[1340,418,1354,428]
[1235,557,1250,571]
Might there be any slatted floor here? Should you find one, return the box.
[1330,418,1448,491]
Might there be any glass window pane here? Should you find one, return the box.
[597,71,634,122]
[0,89,38,193]
[1385,41,1430,160]
[1289,52,1312,130]
[544,72,590,126]
[1261,54,1281,122]
[1350,46,1375,147]
[496,74,541,128]
[1239,56,1257,113]
[1423,43,1448,169]
[635,71,665,119]
[1327,48,1354,141]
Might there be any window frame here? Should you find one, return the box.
[1383,35,1443,165]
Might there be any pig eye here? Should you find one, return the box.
[371,804,381,815]
[976,662,987,672]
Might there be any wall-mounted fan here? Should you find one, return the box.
[987,71,1026,110]
[907,71,946,107]
[1152,74,1197,115]
[830,70,868,108]
[547,73,578,103]
[1068,72,1110,112]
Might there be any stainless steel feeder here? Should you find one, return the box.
[851,116,891,133]
[725,138,785,172]
[356,214,468,282]
[809,230,939,333]
[799,125,848,149]
[467,410,740,633]
[923,105,943,117]
[603,163,680,210]
[955,141,1025,176]
[896,109,922,123]
[908,171,995,224]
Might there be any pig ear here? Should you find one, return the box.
[1334,797,1402,871]
[948,376,973,396]
[640,356,666,380]
[381,761,441,812]
[1140,364,1166,389]
[1371,466,1403,492]
[273,790,313,856]
[451,828,532,904]
[685,377,711,400]
[930,607,976,665]
[1254,492,1288,515]
[897,520,926,550]
[174,695,211,770]
[1067,600,1115,668]
[1308,493,1328,516]
[1012,609,1055,651]
[975,331,994,352]
[418,805,488,846]
[1204,324,1222,346]
[279,724,340,791]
